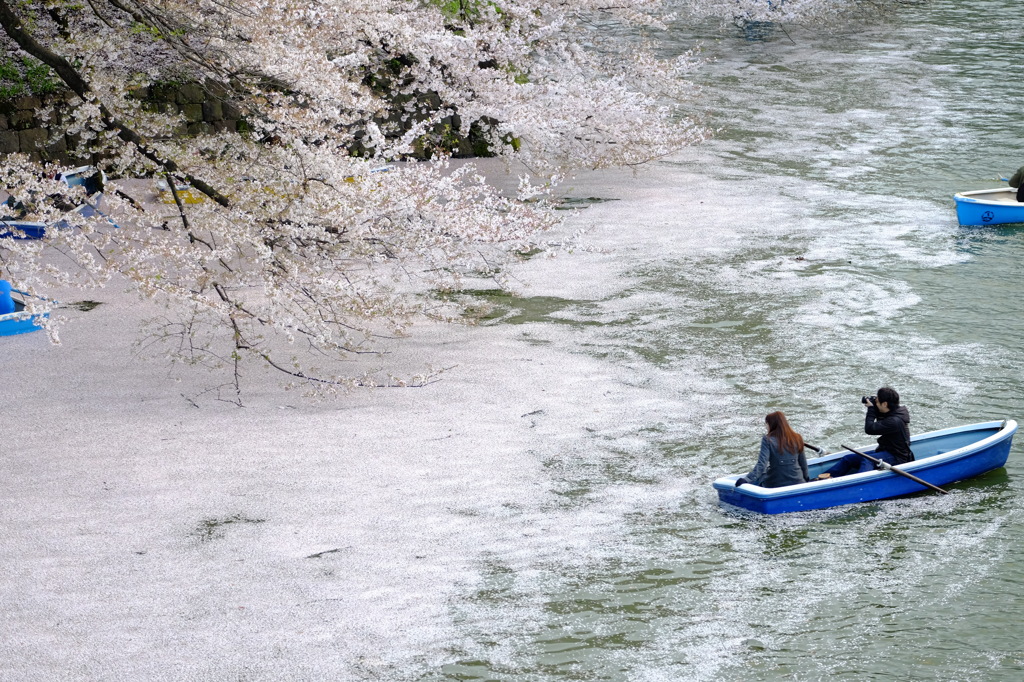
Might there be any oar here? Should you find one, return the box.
[840,444,948,495]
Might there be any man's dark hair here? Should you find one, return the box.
[877,386,900,407]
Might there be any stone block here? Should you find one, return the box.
[44,134,67,156]
[202,100,223,121]
[420,91,442,110]
[150,84,177,102]
[0,116,7,131]
[177,83,205,104]
[13,96,42,111]
[66,151,94,165]
[223,101,242,120]
[186,121,213,136]
[19,127,47,151]
[452,137,475,158]
[129,86,150,100]
[10,110,35,130]
[181,104,204,122]
[0,129,20,153]
[203,78,229,99]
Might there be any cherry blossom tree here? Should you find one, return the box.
[0,0,925,398]
[0,0,713,397]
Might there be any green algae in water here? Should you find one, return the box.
[555,196,619,211]
[194,514,265,542]
[66,300,103,312]
[457,289,603,326]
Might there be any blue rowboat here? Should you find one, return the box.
[953,188,1024,226]
[0,299,48,336]
[0,220,50,240]
[0,210,115,239]
[712,420,1016,514]
[58,165,106,196]
[1,165,116,239]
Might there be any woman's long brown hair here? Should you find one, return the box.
[765,411,804,454]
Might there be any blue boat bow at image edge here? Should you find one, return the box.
[953,188,1024,226]
[0,289,50,336]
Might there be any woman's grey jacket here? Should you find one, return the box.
[744,435,810,488]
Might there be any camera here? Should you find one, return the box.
[861,395,876,405]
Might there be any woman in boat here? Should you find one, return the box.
[0,279,15,315]
[817,386,913,479]
[736,411,810,488]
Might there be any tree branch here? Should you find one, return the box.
[0,0,231,207]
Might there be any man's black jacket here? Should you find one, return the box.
[865,404,914,464]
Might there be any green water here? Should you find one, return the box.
[436,2,1024,680]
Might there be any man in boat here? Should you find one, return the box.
[1010,166,1024,202]
[818,387,913,479]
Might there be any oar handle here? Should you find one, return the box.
[804,442,825,454]
[841,444,948,495]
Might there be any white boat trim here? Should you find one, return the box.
[953,188,1022,205]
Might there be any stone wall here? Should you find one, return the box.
[0,83,244,165]
[0,81,495,164]
[133,81,244,137]
[0,94,76,163]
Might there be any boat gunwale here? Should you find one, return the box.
[0,289,52,331]
[0,219,49,237]
[953,188,1023,205]
[0,309,35,323]
[711,419,1016,500]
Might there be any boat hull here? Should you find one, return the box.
[0,305,47,335]
[0,220,48,240]
[712,420,1016,514]
[953,188,1024,226]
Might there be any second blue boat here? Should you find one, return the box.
[953,188,1024,226]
